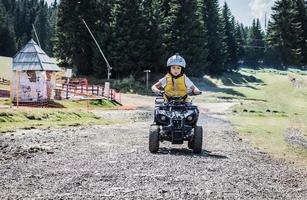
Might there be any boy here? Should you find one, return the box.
[152,53,201,101]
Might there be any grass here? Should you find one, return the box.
[0,98,122,133]
[231,115,307,167]
[207,68,307,168]
[0,83,9,90]
[55,99,120,109]
[0,98,11,106]
[0,108,127,133]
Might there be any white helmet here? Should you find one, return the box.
[167,53,186,68]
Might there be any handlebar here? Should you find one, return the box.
[154,90,202,97]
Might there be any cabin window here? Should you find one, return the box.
[26,71,36,82]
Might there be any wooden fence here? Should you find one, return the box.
[55,83,121,103]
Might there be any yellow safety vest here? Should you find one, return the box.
[164,73,188,101]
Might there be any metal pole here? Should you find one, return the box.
[32,24,41,47]
[143,70,151,91]
[81,19,112,80]
[146,72,149,90]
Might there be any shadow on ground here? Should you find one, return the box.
[220,72,264,86]
[157,148,228,159]
[191,72,266,98]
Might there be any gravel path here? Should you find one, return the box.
[284,128,307,149]
[0,109,307,199]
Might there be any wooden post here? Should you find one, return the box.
[16,71,20,108]
[9,80,13,108]
[66,83,69,99]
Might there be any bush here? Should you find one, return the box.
[83,75,149,95]
[111,75,149,95]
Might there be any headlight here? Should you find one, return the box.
[184,110,194,118]
[155,110,170,125]
[185,109,198,124]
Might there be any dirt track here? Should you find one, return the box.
[0,98,307,199]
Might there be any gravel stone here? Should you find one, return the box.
[284,128,307,149]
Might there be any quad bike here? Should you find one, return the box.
[149,91,203,154]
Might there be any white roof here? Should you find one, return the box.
[13,39,62,71]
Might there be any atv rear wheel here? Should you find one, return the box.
[149,125,159,153]
[193,126,203,154]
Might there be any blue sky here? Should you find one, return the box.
[219,0,276,28]
[46,0,275,29]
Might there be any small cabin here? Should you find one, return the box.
[11,39,62,103]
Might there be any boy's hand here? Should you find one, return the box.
[153,88,161,95]
[193,89,202,95]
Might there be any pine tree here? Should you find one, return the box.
[245,19,265,68]
[0,25,16,57]
[235,22,246,63]
[291,0,305,66]
[161,0,208,77]
[11,0,39,49]
[13,1,24,49]
[141,0,165,74]
[266,0,304,68]
[176,0,208,76]
[33,1,53,56]
[221,2,238,71]
[0,3,5,24]
[161,0,180,56]
[55,0,102,75]
[295,0,307,66]
[0,5,16,57]
[0,0,14,12]
[305,0,307,66]
[49,0,58,31]
[48,0,58,57]
[109,0,154,78]
[91,0,112,78]
[200,0,224,76]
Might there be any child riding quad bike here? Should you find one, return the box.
[150,53,203,154]
[149,91,203,153]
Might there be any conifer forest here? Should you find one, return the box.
[0,0,306,78]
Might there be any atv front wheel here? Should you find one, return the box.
[149,125,159,153]
[193,126,203,154]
